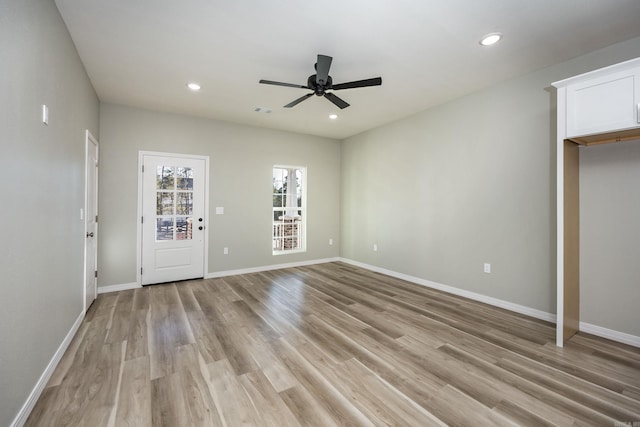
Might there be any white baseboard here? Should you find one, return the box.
[11,310,85,427]
[579,322,640,348]
[95,258,639,348]
[339,258,640,348]
[339,258,558,323]
[98,282,141,294]
[206,257,341,279]
[97,259,342,293]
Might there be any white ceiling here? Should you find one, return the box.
[55,0,640,140]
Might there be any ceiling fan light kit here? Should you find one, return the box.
[259,54,382,109]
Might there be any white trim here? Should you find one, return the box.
[96,260,639,348]
[552,57,640,88]
[137,151,210,287]
[97,258,341,291]
[340,258,640,348]
[10,311,84,427]
[339,258,556,323]
[556,86,566,347]
[579,322,640,348]
[83,130,99,313]
[206,257,340,279]
[97,282,141,294]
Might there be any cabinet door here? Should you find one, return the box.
[566,68,640,138]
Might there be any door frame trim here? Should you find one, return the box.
[84,130,99,312]
[136,151,210,286]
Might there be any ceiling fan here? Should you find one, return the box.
[259,54,382,109]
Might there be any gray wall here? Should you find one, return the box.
[580,140,640,336]
[0,0,100,425]
[98,104,341,287]
[341,37,640,326]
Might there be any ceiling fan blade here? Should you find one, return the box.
[284,93,314,108]
[259,79,308,89]
[316,54,333,86]
[324,92,350,109]
[331,77,382,91]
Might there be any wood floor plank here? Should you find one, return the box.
[174,344,225,427]
[437,343,628,426]
[115,355,152,427]
[148,284,196,379]
[239,369,302,427]
[75,341,125,427]
[493,400,557,427]
[181,308,226,364]
[46,320,90,387]
[270,338,375,427]
[125,308,150,361]
[26,313,112,426]
[176,282,202,313]
[131,286,150,310]
[25,262,640,426]
[151,372,191,427]
[332,358,448,427]
[212,318,260,375]
[426,384,518,427]
[279,385,339,427]
[205,358,263,426]
[105,291,135,344]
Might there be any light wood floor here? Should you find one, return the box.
[26,262,640,426]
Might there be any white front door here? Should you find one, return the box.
[84,131,99,311]
[141,153,207,285]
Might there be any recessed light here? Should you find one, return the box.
[329,114,338,120]
[186,82,201,91]
[479,32,502,46]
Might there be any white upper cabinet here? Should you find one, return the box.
[554,58,640,139]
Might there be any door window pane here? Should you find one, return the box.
[157,166,175,189]
[157,192,174,215]
[176,167,194,190]
[156,218,174,240]
[176,217,192,240]
[176,192,193,215]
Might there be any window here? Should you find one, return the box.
[272,166,306,254]
[155,165,194,241]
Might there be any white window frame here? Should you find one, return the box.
[272,165,307,255]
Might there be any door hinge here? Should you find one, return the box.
[94,270,98,278]
[141,216,144,224]
[142,164,144,173]
[140,267,143,275]
[95,215,98,223]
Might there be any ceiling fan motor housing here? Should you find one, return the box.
[308,74,333,96]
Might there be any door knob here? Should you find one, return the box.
[86,232,94,238]
[198,226,203,230]
[198,218,203,222]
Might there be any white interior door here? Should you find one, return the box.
[141,154,206,285]
[84,131,98,311]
